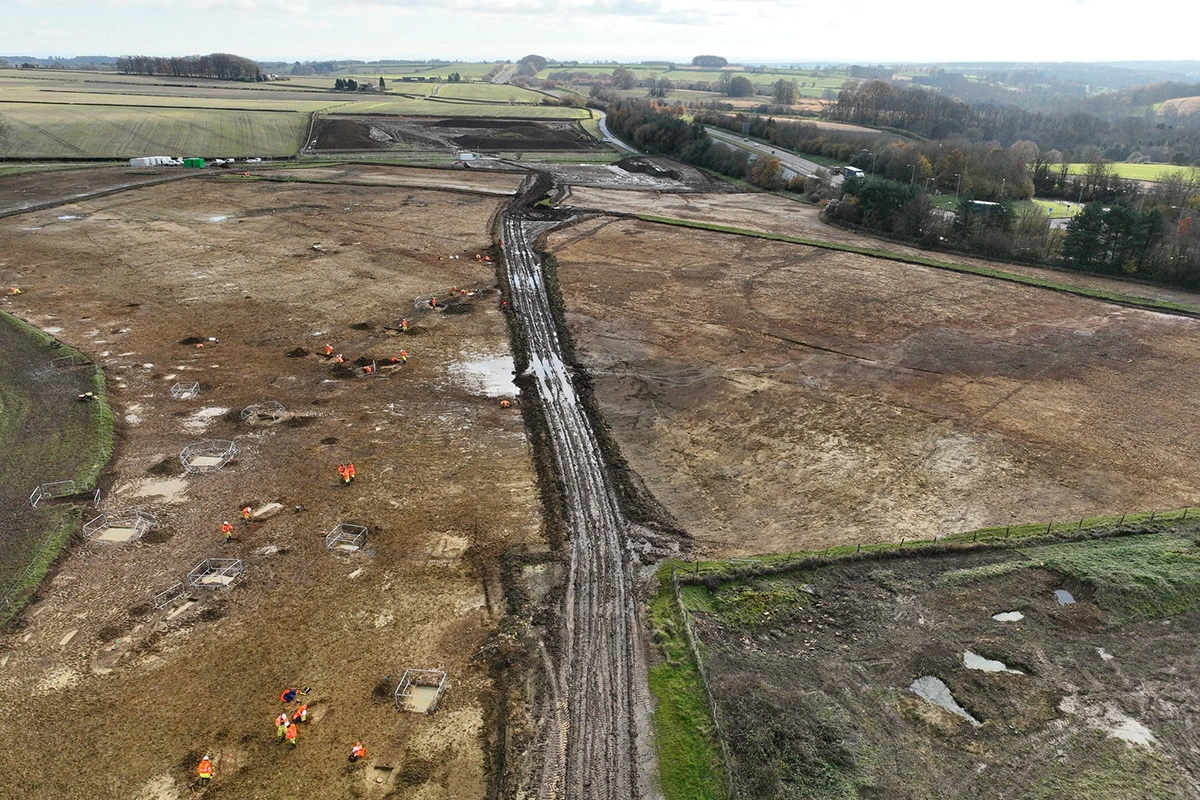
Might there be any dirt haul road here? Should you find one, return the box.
[502,203,655,800]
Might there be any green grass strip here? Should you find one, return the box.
[648,571,728,800]
[631,214,1200,317]
[673,508,1197,579]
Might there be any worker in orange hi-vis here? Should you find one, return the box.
[325,344,333,355]
[349,742,366,762]
[292,703,309,724]
[346,463,356,482]
[275,713,289,741]
[197,754,214,783]
[221,521,233,541]
[240,506,252,521]
[285,721,298,747]
[399,349,407,364]
[335,354,345,364]
[500,399,511,409]
[337,464,347,483]
[400,318,408,332]
[362,364,374,375]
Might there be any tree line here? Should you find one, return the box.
[116,53,260,81]
[596,96,1200,291]
[826,80,1200,164]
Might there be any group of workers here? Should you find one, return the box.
[337,463,357,484]
[193,689,366,784]
[218,507,254,542]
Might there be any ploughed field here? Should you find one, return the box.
[0,165,539,800]
[545,214,1200,557]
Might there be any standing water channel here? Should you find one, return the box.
[501,207,650,800]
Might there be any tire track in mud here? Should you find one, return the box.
[502,208,644,800]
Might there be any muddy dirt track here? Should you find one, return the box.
[0,166,539,800]
[501,206,660,799]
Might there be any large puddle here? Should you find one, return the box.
[448,353,517,398]
[963,651,1023,674]
[909,676,981,726]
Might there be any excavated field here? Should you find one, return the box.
[312,116,601,153]
[0,166,541,800]
[545,214,1200,557]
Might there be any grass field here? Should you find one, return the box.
[1063,162,1200,182]
[1,102,308,158]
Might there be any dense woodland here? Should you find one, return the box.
[115,53,260,81]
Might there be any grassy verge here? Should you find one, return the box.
[942,531,1200,625]
[648,571,727,800]
[631,214,1200,317]
[0,312,113,624]
[678,508,1198,578]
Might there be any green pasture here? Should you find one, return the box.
[1063,162,1200,182]
[0,102,308,158]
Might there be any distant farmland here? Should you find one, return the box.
[0,70,590,159]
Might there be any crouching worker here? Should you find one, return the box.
[349,741,366,762]
[198,754,214,783]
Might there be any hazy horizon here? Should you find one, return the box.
[3,0,1196,67]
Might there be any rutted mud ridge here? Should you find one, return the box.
[502,182,659,799]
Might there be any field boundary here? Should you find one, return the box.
[667,565,737,798]
[629,213,1200,319]
[675,507,1197,583]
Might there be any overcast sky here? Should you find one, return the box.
[3,0,1194,65]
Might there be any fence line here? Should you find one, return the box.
[669,566,738,799]
[679,507,1195,580]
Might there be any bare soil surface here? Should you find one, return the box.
[312,116,602,153]
[686,536,1200,798]
[561,188,1200,308]
[0,166,542,800]
[545,213,1200,557]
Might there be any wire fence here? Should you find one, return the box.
[669,565,738,799]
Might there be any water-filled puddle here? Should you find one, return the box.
[449,353,517,397]
[909,676,981,726]
[1055,589,1075,605]
[963,651,1023,674]
[992,611,1024,622]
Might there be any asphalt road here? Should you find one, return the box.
[704,126,841,183]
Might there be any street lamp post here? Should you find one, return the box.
[954,173,962,204]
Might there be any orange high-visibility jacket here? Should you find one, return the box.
[198,758,214,777]
[285,723,298,740]
[351,742,366,758]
